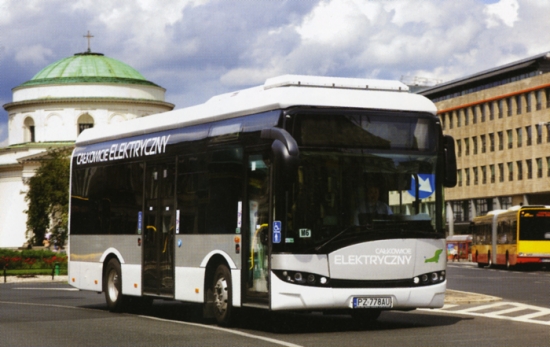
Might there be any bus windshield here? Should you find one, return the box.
[283,111,442,253]
[519,209,550,241]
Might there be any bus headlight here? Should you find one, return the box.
[273,270,330,286]
[414,271,446,286]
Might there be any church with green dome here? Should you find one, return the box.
[0,49,174,248]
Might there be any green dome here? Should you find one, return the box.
[20,52,158,87]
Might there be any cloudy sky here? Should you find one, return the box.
[1,0,549,146]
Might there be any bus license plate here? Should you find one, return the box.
[352,297,393,309]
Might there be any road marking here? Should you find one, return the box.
[1,300,303,346]
[140,315,304,347]
[424,302,550,326]
[11,287,79,291]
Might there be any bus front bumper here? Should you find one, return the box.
[270,273,446,311]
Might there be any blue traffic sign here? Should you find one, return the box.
[407,174,435,199]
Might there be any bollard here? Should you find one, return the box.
[54,262,60,276]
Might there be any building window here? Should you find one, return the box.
[526,126,532,146]
[507,98,513,117]
[78,113,95,135]
[441,113,446,129]
[463,109,468,126]
[526,159,532,179]
[481,165,487,184]
[507,130,513,149]
[23,117,35,143]
[449,112,454,129]
[537,158,543,178]
[499,163,504,182]
[516,161,523,180]
[490,164,495,183]
[452,201,463,222]
[546,88,550,108]
[498,99,504,118]
[497,132,502,151]
[508,162,513,181]
[473,136,478,155]
[481,134,486,153]
[481,104,486,122]
[500,196,512,210]
[490,102,495,120]
[476,199,488,216]
[536,90,542,110]
[472,107,477,124]
[526,93,532,113]
[457,110,461,127]
[473,167,478,185]
[547,157,550,177]
[546,124,550,143]
[516,128,522,148]
[516,95,522,115]
[465,168,470,186]
[465,138,470,155]
[457,139,462,157]
[537,124,543,144]
[457,169,462,187]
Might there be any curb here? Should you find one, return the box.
[445,289,501,304]
[1,275,68,284]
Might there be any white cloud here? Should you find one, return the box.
[484,0,520,28]
[14,44,53,67]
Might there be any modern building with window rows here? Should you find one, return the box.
[420,52,550,234]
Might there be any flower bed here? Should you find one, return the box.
[0,249,67,271]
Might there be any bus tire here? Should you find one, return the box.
[212,264,233,326]
[476,252,485,268]
[104,259,126,312]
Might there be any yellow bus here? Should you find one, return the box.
[471,206,550,268]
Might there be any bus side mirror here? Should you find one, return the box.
[261,128,300,186]
[443,135,457,187]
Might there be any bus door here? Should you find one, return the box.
[143,160,176,297]
[243,153,271,303]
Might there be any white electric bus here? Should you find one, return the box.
[68,75,457,325]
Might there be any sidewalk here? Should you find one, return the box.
[1,275,68,284]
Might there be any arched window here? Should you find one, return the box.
[78,113,94,135]
[24,117,35,142]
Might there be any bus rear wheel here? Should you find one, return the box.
[104,259,126,312]
[212,264,234,326]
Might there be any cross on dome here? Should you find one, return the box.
[83,30,94,53]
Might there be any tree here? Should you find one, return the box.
[25,147,72,247]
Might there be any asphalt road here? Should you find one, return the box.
[1,264,549,346]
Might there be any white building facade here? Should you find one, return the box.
[0,51,173,248]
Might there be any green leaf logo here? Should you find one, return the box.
[425,249,443,263]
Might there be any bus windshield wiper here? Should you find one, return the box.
[314,225,356,252]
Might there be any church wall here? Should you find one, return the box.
[0,170,29,248]
[8,102,172,145]
[13,83,166,102]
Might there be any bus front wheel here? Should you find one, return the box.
[212,264,234,326]
[104,259,126,312]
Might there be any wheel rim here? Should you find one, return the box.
[213,276,228,315]
[107,269,120,303]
